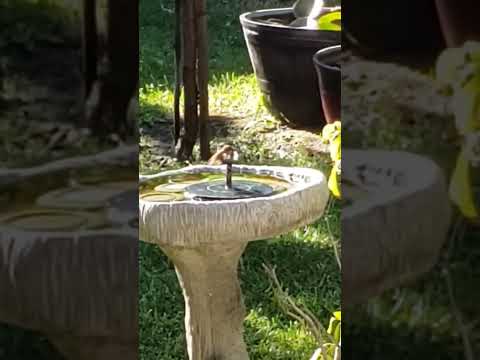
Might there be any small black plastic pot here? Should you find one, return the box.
[313,45,341,124]
[435,0,480,46]
[240,8,340,127]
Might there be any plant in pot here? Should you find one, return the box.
[240,0,341,127]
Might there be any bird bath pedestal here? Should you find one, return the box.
[139,165,329,359]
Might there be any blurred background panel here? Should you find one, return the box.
[343,0,480,359]
[0,1,139,359]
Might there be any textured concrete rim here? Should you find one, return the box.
[343,150,446,219]
[0,225,137,338]
[0,165,138,340]
[343,149,451,305]
[0,209,103,231]
[35,182,136,210]
[139,164,329,247]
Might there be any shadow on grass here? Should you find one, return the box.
[344,226,480,359]
[139,100,173,126]
[139,102,252,156]
[343,317,465,360]
[139,101,176,173]
[0,324,64,360]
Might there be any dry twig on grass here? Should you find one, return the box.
[263,263,340,360]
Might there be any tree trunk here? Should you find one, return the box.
[83,0,138,138]
[176,0,199,160]
[161,242,250,360]
[106,0,138,136]
[174,0,183,144]
[196,0,211,160]
[174,0,211,161]
[81,0,97,102]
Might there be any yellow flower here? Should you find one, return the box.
[330,135,341,162]
[322,121,341,198]
[316,10,341,31]
[328,160,341,198]
[327,310,341,345]
[450,148,478,218]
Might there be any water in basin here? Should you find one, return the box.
[0,166,138,231]
[140,172,291,202]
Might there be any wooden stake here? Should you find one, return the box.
[174,0,183,144]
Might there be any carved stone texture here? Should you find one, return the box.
[343,150,451,306]
[139,164,329,359]
[0,229,138,360]
[162,242,249,360]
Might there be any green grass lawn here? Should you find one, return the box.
[139,0,293,129]
[139,0,341,359]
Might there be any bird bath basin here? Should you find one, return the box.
[139,164,329,360]
[0,148,138,360]
[342,149,451,306]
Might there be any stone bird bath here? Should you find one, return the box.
[139,164,329,360]
[342,149,451,306]
[0,146,138,360]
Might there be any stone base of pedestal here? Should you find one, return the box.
[161,242,250,360]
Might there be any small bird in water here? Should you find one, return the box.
[208,145,239,165]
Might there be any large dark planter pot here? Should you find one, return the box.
[313,45,341,124]
[343,0,445,55]
[240,8,340,127]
